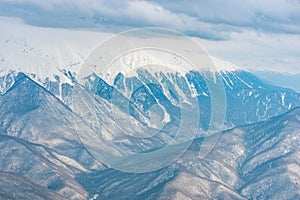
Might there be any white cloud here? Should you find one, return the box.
[1,0,300,36]
[0,0,299,73]
[195,30,300,73]
[155,0,300,34]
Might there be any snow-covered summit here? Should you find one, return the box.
[0,17,110,82]
[96,49,239,81]
[0,16,240,86]
[210,55,239,72]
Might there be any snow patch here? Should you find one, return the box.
[281,93,286,106]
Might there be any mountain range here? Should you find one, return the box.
[0,68,300,199]
[77,106,300,199]
[1,18,300,200]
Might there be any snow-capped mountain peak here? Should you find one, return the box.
[210,55,239,72]
[0,16,241,90]
[93,49,240,85]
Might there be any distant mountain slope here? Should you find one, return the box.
[254,70,300,92]
[77,107,300,200]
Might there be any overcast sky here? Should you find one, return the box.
[0,0,299,73]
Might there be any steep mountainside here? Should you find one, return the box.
[77,107,300,200]
[0,171,66,200]
[0,73,175,198]
[0,73,101,199]
[0,73,299,199]
[85,69,300,130]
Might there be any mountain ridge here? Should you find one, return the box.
[77,105,300,199]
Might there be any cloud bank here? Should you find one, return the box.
[0,0,299,73]
[1,0,300,39]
